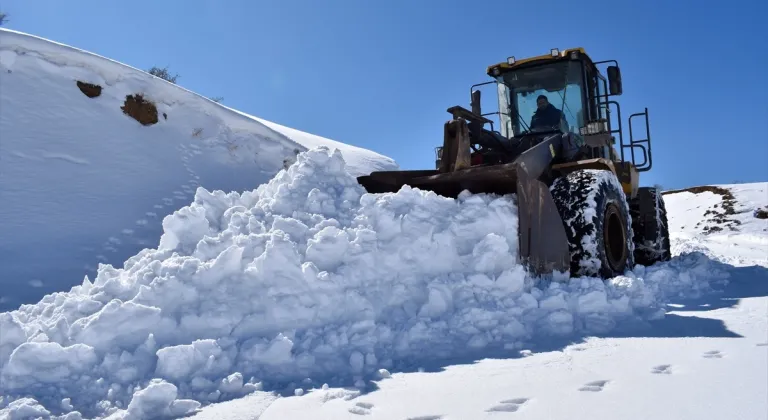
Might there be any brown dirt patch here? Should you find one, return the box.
[664,185,740,233]
[76,81,102,98]
[121,94,158,126]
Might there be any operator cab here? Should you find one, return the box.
[494,52,588,139]
[445,48,652,173]
[490,48,626,159]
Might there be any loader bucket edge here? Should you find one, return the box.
[515,166,571,276]
[357,163,519,198]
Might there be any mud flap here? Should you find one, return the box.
[516,165,571,276]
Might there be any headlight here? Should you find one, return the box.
[550,48,559,57]
[579,120,609,135]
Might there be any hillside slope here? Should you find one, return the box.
[664,183,768,267]
[0,28,397,311]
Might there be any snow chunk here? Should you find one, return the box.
[123,379,200,419]
[2,342,97,389]
[155,339,229,381]
[0,398,51,419]
[218,372,245,394]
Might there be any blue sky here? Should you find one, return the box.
[2,0,766,189]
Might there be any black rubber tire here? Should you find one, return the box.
[550,169,635,278]
[629,187,672,266]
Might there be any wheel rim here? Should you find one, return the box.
[604,203,627,272]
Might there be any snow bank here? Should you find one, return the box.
[0,148,729,419]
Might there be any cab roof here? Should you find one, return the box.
[486,47,589,76]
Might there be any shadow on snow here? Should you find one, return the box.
[251,252,767,400]
[664,263,768,313]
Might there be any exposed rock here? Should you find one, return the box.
[121,94,158,126]
[76,81,102,98]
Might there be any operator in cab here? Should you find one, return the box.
[530,95,566,131]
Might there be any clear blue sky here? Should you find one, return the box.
[3,0,767,189]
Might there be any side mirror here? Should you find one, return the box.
[471,89,482,115]
[607,65,623,96]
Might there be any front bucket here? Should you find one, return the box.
[516,170,571,276]
[357,162,519,198]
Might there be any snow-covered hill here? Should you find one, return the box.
[665,183,768,267]
[1,140,765,419]
[0,29,397,311]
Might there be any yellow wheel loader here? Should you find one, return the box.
[358,48,671,279]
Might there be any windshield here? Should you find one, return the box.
[496,60,585,138]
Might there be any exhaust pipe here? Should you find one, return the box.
[471,89,482,116]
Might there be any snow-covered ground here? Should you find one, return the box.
[1,143,766,419]
[186,183,768,420]
[2,28,767,420]
[0,28,397,311]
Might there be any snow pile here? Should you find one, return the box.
[0,147,729,419]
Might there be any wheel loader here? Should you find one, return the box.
[357,48,671,279]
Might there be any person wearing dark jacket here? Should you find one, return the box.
[530,95,565,130]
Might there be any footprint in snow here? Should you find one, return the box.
[703,350,723,359]
[756,343,768,347]
[652,364,672,374]
[579,380,609,392]
[407,416,443,420]
[348,402,373,415]
[486,398,530,412]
